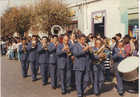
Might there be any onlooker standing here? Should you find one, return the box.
[129,37,135,56]
[123,37,131,57]
[16,37,22,61]
[12,40,17,59]
[132,42,139,56]
[7,42,13,60]
[132,37,137,43]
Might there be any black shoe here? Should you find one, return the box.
[78,96,82,97]
[95,93,100,96]
[119,93,123,96]
[42,83,46,86]
[57,85,61,88]
[32,79,36,82]
[115,85,118,91]
[71,84,76,88]
[52,87,56,90]
[66,90,70,94]
[83,94,86,97]
[22,76,26,78]
[62,92,66,95]
[105,79,112,82]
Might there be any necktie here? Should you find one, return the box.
[73,41,75,45]
[83,45,86,54]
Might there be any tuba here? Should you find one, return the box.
[51,25,63,36]
[51,25,64,43]
[90,38,113,65]
[72,28,82,39]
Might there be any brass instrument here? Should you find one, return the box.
[72,28,82,39]
[31,43,35,48]
[23,45,27,53]
[66,45,72,56]
[90,38,112,65]
[51,25,63,36]
[43,43,48,50]
[91,48,109,65]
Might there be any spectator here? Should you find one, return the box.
[12,40,17,59]
[16,37,22,61]
[132,37,137,43]
[123,37,131,57]
[129,37,135,56]
[97,34,101,39]
[132,42,139,57]
[7,42,13,60]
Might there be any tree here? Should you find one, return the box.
[1,5,33,37]
[1,0,71,37]
[31,0,71,35]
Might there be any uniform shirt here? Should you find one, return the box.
[16,42,22,52]
[70,40,75,45]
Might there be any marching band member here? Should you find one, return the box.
[37,36,50,86]
[90,38,107,96]
[27,35,39,82]
[68,33,76,87]
[48,35,59,90]
[73,34,90,97]
[56,35,72,95]
[112,41,126,96]
[19,38,29,78]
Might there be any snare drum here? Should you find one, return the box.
[117,56,139,81]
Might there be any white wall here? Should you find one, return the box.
[83,0,125,38]
[69,0,126,38]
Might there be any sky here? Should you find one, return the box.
[0,0,81,16]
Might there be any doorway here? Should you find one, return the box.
[91,10,106,37]
[94,17,105,37]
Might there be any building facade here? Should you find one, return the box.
[68,0,139,38]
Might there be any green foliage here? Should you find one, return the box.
[1,0,71,36]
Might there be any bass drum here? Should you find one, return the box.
[117,56,139,81]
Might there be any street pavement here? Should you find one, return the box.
[1,56,139,97]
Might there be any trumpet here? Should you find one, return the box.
[66,45,72,56]
[43,43,48,50]
[23,45,27,53]
[32,41,36,48]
